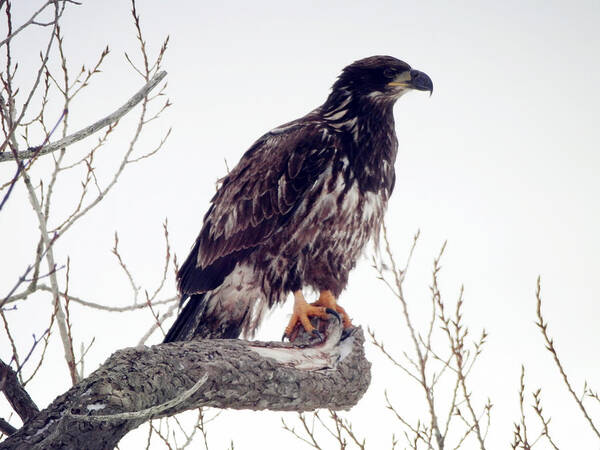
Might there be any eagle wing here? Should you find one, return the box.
[177,120,334,295]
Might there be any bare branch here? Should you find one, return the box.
[0,311,20,379]
[0,70,167,163]
[0,359,40,424]
[531,388,560,450]
[535,276,600,439]
[3,282,177,311]
[0,418,17,437]
[0,108,65,212]
[379,223,445,449]
[0,1,79,48]
[23,304,57,386]
[137,301,178,346]
[0,0,65,156]
[282,413,324,449]
[112,231,141,303]
[0,235,61,307]
[517,365,530,448]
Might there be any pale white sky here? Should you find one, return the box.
[2,1,600,448]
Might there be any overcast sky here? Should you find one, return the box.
[2,1,600,448]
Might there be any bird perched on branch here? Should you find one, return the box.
[164,55,432,343]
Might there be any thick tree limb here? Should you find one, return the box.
[0,360,39,425]
[0,71,167,163]
[0,419,17,437]
[0,320,370,449]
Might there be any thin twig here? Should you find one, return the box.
[518,365,530,448]
[531,388,560,450]
[0,1,79,48]
[0,71,167,163]
[535,277,600,438]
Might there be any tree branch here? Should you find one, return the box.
[0,418,17,437]
[0,359,40,426]
[0,321,371,450]
[0,70,167,163]
[0,1,80,48]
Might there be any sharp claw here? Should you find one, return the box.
[311,329,324,342]
[341,328,354,341]
[325,307,341,322]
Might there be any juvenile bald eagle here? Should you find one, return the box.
[164,55,432,343]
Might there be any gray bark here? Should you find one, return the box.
[0,320,370,450]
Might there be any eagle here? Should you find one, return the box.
[164,55,432,343]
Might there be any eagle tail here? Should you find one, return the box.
[163,292,250,342]
[163,294,206,343]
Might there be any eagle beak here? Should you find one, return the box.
[388,69,433,96]
[409,69,433,96]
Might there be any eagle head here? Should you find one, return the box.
[331,55,433,101]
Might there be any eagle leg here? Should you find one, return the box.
[310,290,353,328]
[283,290,330,341]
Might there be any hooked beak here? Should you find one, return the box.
[388,69,433,96]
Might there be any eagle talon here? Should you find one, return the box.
[341,328,354,341]
[312,291,353,329]
[283,291,331,342]
[325,307,341,323]
[311,329,324,342]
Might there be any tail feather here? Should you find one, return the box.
[163,294,207,343]
[163,293,249,342]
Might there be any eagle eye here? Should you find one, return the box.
[383,68,396,79]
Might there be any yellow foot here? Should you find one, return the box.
[310,290,353,329]
[283,291,330,341]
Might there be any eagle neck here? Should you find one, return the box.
[353,98,397,194]
[322,93,397,195]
